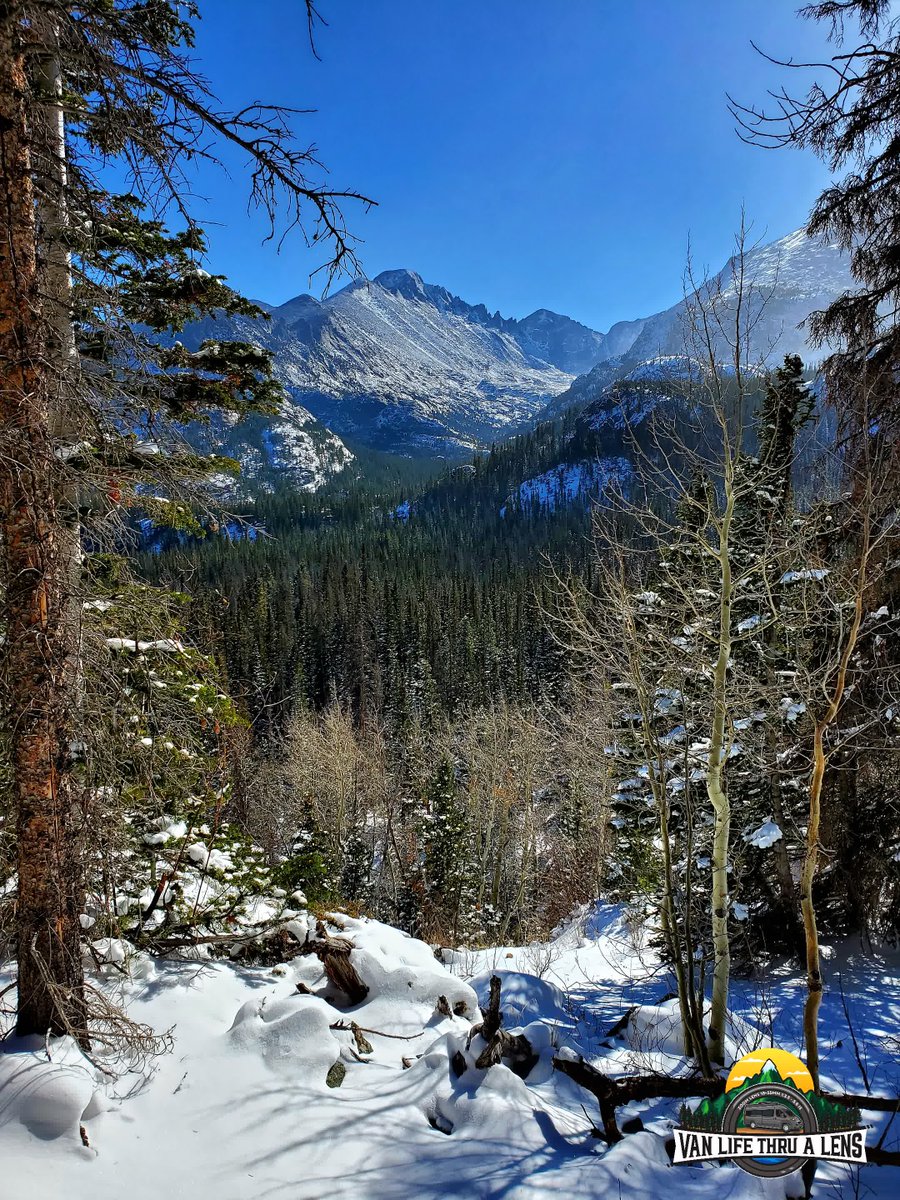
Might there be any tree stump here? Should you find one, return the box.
[300,921,369,1006]
[471,974,538,1079]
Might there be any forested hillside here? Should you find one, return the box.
[141,421,584,727]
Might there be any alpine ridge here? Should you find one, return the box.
[184,269,604,462]
[183,228,853,486]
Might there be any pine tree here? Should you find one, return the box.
[0,0,370,1041]
[728,357,815,955]
[423,757,471,943]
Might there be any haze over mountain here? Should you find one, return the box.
[186,227,853,489]
[543,229,854,419]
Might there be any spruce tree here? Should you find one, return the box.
[0,0,370,1041]
[423,756,471,942]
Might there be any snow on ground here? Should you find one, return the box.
[1,905,898,1199]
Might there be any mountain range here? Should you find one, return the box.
[185,228,853,490]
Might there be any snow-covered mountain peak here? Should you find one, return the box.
[187,267,591,457]
[273,292,324,329]
[183,225,854,476]
[525,307,567,324]
[717,227,850,298]
[371,267,429,297]
[610,227,853,370]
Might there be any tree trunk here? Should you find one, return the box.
[0,5,86,1041]
[706,497,734,1067]
[655,773,709,1072]
[801,725,826,1089]
[623,585,709,1073]
[801,534,867,1091]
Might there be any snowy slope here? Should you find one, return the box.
[184,406,353,496]
[622,229,853,367]
[544,229,852,423]
[279,272,574,450]
[502,457,632,516]
[2,905,896,1199]
[480,229,854,516]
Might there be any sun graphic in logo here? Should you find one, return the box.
[726,1048,815,1094]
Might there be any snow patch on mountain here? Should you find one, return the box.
[503,457,632,515]
[625,355,696,382]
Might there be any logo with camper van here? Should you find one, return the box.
[674,1048,866,1178]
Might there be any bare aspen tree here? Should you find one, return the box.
[670,220,779,1064]
[551,222,792,1068]
[555,551,711,1069]
[779,443,899,1088]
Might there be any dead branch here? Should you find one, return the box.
[552,1056,900,1146]
[329,1020,425,1042]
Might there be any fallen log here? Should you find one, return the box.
[821,1091,900,1113]
[140,921,287,952]
[553,1056,900,1151]
[867,1147,900,1167]
[552,1057,722,1143]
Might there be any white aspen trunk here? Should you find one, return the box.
[706,494,735,1066]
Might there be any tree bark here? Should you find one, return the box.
[304,922,369,1006]
[801,525,867,1090]
[706,492,735,1066]
[0,4,86,1041]
[801,724,827,1089]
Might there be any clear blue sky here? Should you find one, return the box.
[186,0,834,332]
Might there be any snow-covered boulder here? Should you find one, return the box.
[0,1037,97,1142]
[228,993,343,1083]
[327,917,478,1032]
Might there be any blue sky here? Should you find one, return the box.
[187,1,834,331]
